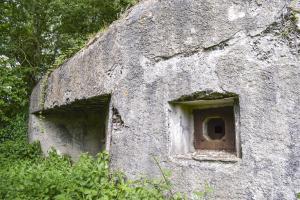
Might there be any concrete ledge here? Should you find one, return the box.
[192,150,240,163]
[171,151,240,163]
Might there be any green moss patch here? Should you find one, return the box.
[170,90,238,103]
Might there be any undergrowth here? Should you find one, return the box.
[0,114,212,200]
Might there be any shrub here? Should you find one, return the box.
[0,114,211,200]
[0,150,187,200]
[0,115,181,199]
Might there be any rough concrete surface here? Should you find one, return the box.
[29,0,300,199]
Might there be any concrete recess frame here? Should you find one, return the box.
[168,97,241,161]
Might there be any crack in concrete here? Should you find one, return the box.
[152,31,243,63]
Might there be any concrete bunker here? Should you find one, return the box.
[33,95,110,159]
[169,91,241,162]
[27,0,300,198]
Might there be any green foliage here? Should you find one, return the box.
[0,113,27,143]
[0,0,137,90]
[0,149,186,200]
[0,113,42,163]
[194,183,214,200]
[0,0,138,124]
[1,0,139,103]
[0,57,28,125]
[0,114,212,200]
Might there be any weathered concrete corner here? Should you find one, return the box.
[29,0,300,199]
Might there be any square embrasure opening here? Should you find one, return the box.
[34,95,110,160]
[168,91,241,162]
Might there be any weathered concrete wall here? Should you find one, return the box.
[36,111,106,160]
[29,0,300,199]
[29,95,110,160]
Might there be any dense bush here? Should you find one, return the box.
[0,57,28,125]
[0,151,173,200]
[0,115,166,200]
[0,115,214,200]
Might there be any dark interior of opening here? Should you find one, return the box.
[207,118,225,140]
[34,95,110,158]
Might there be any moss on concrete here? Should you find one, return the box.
[170,91,238,102]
